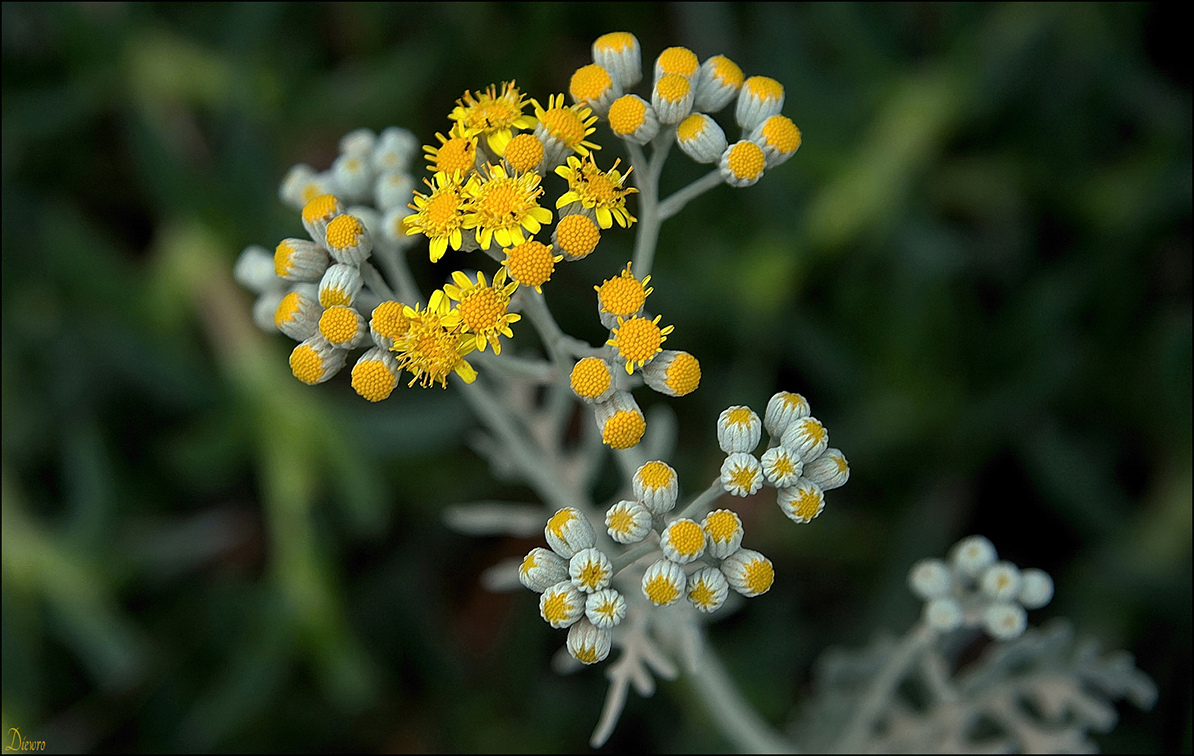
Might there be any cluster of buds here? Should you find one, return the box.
[715,392,850,524]
[573,33,801,188]
[908,535,1055,640]
[519,450,780,665]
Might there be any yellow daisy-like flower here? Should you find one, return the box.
[607,314,674,374]
[595,262,652,321]
[406,172,470,262]
[462,163,553,250]
[555,155,637,229]
[532,93,600,157]
[502,240,563,293]
[443,268,521,354]
[391,290,478,388]
[448,81,537,157]
[423,129,478,178]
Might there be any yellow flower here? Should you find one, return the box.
[608,314,674,374]
[462,163,553,250]
[555,155,637,229]
[422,129,478,178]
[532,93,600,158]
[448,81,537,157]
[502,240,563,293]
[443,268,521,354]
[406,172,469,262]
[391,290,478,388]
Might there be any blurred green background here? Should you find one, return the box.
[3,2,1189,752]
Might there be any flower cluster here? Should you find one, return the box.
[714,392,850,525]
[908,535,1055,640]
[578,33,801,187]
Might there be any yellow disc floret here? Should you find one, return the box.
[726,141,766,181]
[274,240,295,277]
[609,315,673,373]
[324,214,364,253]
[503,133,545,173]
[657,46,699,78]
[318,305,360,347]
[596,262,652,317]
[791,487,822,521]
[570,64,614,101]
[761,115,802,153]
[602,409,646,449]
[608,95,647,136]
[570,357,611,400]
[655,73,691,104]
[351,358,398,402]
[665,352,700,395]
[289,343,325,385]
[541,591,576,625]
[502,240,561,292]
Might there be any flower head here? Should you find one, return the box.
[502,240,562,293]
[605,500,652,545]
[608,314,673,374]
[569,63,621,118]
[351,347,401,402]
[443,268,520,354]
[721,549,774,597]
[721,452,763,497]
[633,460,678,515]
[545,507,596,558]
[448,81,537,157]
[584,589,626,629]
[607,94,660,146]
[567,618,612,664]
[760,446,802,488]
[406,172,469,262]
[555,155,637,229]
[641,559,686,606]
[777,480,825,524]
[463,163,553,250]
[594,392,646,450]
[642,350,701,397]
[694,54,744,112]
[569,547,613,593]
[533,93,599,164]
[592,32,642,88]
[735,75,785,132]
[570,356,615,404]
[553,213,601,261]
[803,447,849,491]
[520,547,570,593]
[660,518,707,564]
[390,290,477,388]
[289,335,347,385]
[595,262,652,328]
[687,566,730,613]
[717,405,762,453]
[702,509,744,560]
[423,129,478,178]
[1018,569,1054,610]
[502,133,545,175]
[539,580,585,629]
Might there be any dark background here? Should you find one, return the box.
[3,3,1189,752]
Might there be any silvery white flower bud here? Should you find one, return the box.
[567,618,612,664]
[540,580,585,629]
[908,558,952,600]
[1018,568,1054,610]
[641,559,687,606]
[519,547,570,592]
[983,602,1027,641]
[721,549,774,597]
[687,566,730,614]
[569,547,613,594]
[545,507,596,558]
[585,589,626,629]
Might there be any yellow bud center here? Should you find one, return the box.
[608,95,646,135]
[761,116,802,153]
[324,214,364,251]
[643,574,680,605]
[729,465,759,491]
[570,357,611,399]
[726,141,765,180]
[351,358,397,402]
[745,75,783,101]
[657,46,698,78]
[541,107,587,147]
[608,509,635,535]
[289,343,324,385]
[743,559,774,594]
[676,113,707,143]
[318,305,360,346]
[555,213,600,259]
[637,461,674,490]
[704,510,741,543]
[655,73,690,103]
[727,407,754,426]
[546,508,577,538]
[594,31,636,52]
[709,55,744,88]
[690,580,716,607]
[274,291,301,327]
[665,353,700,395]
[603,410,645,449]
[371,301,410,341]
[666,520,705,557]
[274,240,295,276]
[570,64,613,101]
[302,194,339,224]
[597,273,647,316]
[542,591,575,623]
